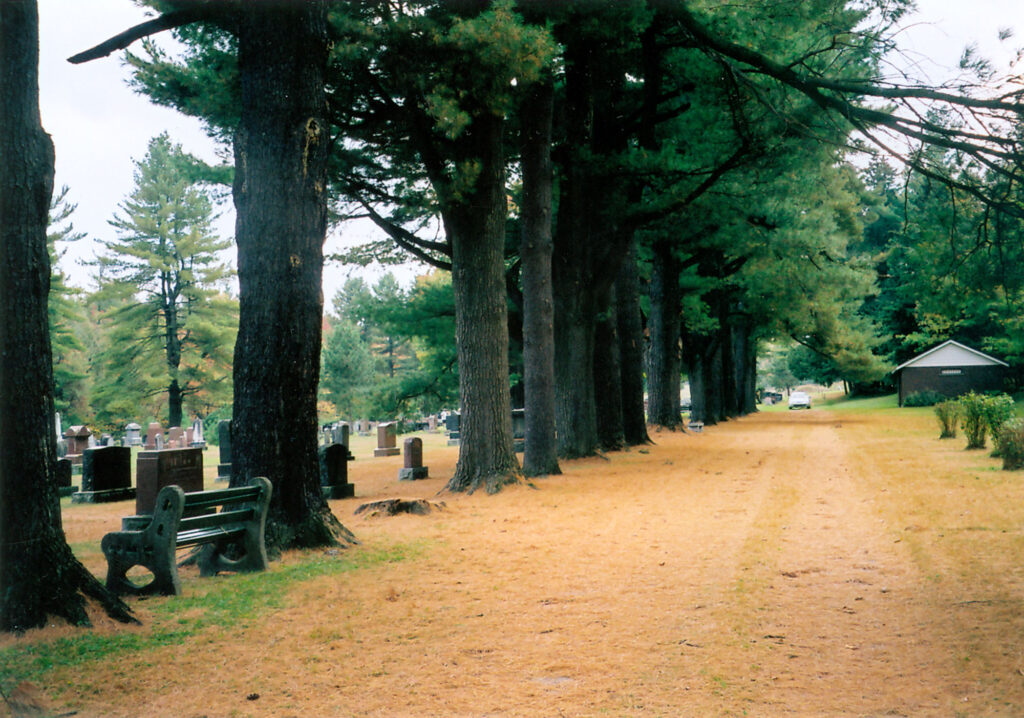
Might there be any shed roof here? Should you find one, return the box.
[894,339,1008,372]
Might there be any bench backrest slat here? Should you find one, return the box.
[179,507,255,533]
[182,486,261,513]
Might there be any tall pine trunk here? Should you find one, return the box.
[519,77,560,477]
[445,114,521,493]
[615,241,652,445]
[594,288,625,451]
[1,0,132,631]
[231,3,353,549]
[647,238,683,428]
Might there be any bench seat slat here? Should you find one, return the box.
[177,524,247,548]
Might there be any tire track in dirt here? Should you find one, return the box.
[694,411,967,716]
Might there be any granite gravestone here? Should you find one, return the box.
[446,412,461,446]
[55,457,75,497]
[124,422,142,446]
[319,443,355,499]
[135,447,204,515]
[512,408,525,453]
[145,423,164,450]
[63,425,92,464]
[72,446,134,503]
[167,426,186,448]
[373,422,400,457]
[398,437,429,481]
[217,420,232,481]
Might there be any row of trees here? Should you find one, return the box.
[6,0,1024,631]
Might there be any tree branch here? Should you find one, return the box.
[68,3,223,65]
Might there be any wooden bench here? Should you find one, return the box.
[101,476,272,596]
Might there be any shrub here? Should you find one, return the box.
[959,392,990,449]
[905,390,947,407]
[982,393,1015,447]
[934,399,959,439]
[995,418,1024,470]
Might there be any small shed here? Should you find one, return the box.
[894,340,1008,407]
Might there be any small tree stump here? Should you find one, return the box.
[354,499,446,518]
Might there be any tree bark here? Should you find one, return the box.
[594,288,625,451]
[0,0,133,631]
[519,76,560,477]
[445,113,521,493]
[231,2,354,549]
[647,238,683,429]
[615,241,652,445]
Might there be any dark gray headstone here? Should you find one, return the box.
[72,446,134,504]
[319,443,354,499]
[55,458,75,496]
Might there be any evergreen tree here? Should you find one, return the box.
[93,133,236,428]
[48,186,89,419]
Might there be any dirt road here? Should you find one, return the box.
[14,408,1024,716]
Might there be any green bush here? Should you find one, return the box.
[934,399,960,439]
[959,392,990,449]
[906,390,947,407]
[958,392,1015,450]
[995,418,1024,470]
[982,393,1015,454]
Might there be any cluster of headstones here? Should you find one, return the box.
[64,443,204,515]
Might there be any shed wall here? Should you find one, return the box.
[898,365,1006,406]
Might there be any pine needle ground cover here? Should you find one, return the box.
[4,407,1024,717]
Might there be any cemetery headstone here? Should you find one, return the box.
[446,412,461,446]
[124,422,142,446]
[191,417,205,447]
[72,446,134,504]
[427,415,437,431]
[319,443,355,499]
[135,447,204,515]
[217,419,232,481]
[63,425,92,465]
[398,437,429,481]
[373,421,400,457]
[512,408,525,453]
[55,457,75,497]
[167,426,186,449]
[333,422,354,460]
[145,422,164,450]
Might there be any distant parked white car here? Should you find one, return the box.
[788,391,811,410]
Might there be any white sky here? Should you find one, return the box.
[36,0,1024,298]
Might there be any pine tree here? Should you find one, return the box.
[94,133,236,428]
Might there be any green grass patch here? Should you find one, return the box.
[0,541,423,692]
[818,393,900,411]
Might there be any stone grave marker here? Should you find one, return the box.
[63,425,92,464]
[191,417,205,447]
[398,437,429,481]
[124,422,142,446]
[512,408,525,453]
[135,447,204,515]
[55,457,75,497]
[72,446,134,504]
[145,422,164,450]
[217,420,232,481]
[446,412,461,446]
[167,426,186,448]
[319,443,355,499]
[373,421,400,457]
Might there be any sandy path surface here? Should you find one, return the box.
[8,408,1024,717]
